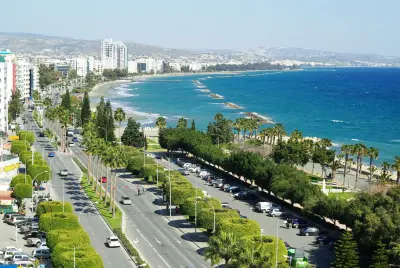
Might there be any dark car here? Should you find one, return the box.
[293,218,310,229]
[72,137,78,142]
[316,235,338,245]
[299,227,319,236]
[235,191,259,200]
[48,152,55,157]
[39,132,45,137]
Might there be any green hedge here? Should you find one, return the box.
[198,208,239,231]
[36,201,73,217]
[11,140,30,155]
[180,197,221,217]
[114,228,147,266]
[47,228,91,250]
[52,241,92,258]
[39,212,80,232]
[19,131,35,143]
[217,218,261,239]
[28,164,51,183]
[20,152,43,166]
[165,186,202,206]
[52,248,104,268]
[240,235,288,267]
[10,174,32,188]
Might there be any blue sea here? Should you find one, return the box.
[106,68,400,164]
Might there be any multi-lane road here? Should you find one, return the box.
[26,114,135,268]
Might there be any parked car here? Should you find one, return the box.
[106,236,121,248]
[0,247,22,255]
[7,253,35,263]
[3,212,21,222]
[198,170,210,178]
[235,192,259,200]
[120,196,132,205]
[213,179,224,188]
[72,137,78,142]
[27,232,46,247]
[8,215,27,226]
[292,218,310,229]
[60,169,69,176]
[38,132,45,137]
[20,222,39,233]
[207,178,216,186]
[221,202,230,209]
[255,202,274,213]
[182,163,192,169]
[221,184,231,191]
[68,142,75,147]
[1,250,23,262]
[99,177,107,183]
[180,169,190,176]
[268,208,284,217]
[316,235,338,245]
[48,152,55,157]
[228,186,241,193]
[299,227,320,236]
[32,248,51,259]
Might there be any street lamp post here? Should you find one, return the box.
[195,189,198,233]
[169,157,171,217]
[204,199,216,233]
[48,157,55,199]
[32,171,49,210]
[275,217,279,267]
[79,201,99,222]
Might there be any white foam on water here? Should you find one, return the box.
[390,139,400,143]
[351,138,360,141]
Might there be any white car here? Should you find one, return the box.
[0,246,22,255]
[68,142,75,147]
[60,169,69,176]
[106,236,121,248]
[198,170,210,177]
[120,196,131,205]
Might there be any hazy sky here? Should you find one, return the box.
[4,0,399,55]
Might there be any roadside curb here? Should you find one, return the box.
[73,156,144,268]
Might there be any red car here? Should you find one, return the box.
[99,177,107,183]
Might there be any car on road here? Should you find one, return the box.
[38,132,45,137]
[234,191,259,200]
[197,170,210,178]
[7,215,27,226]
[106,236,121,248]
[268,208,284,217]
[48,151,55,157]
[255,202,279,213]
[207,178,216,186]
[213,179,224,188]
[299,227,320,236]
[60,169,69,176]
[180,169,190,176]
[32,248,51,259]
[68,141,75,147]
[3,212,21,222]
[221,184,231,191]
[72,137,78,142]
[120,196,132,205]
[99,177,107,183]
[316,235,337,245]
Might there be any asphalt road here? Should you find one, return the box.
[71,146,210,268]
[153,155,335,268]
[26,114,135,268]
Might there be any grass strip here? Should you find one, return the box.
[73,157,149,267]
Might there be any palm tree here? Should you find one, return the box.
[303,140,315,173]
[242,118,250,141]
[352,143,367,186]
[265,128,274,145]
[259,129,267,145]
[319,138,333,149]
[328,159,343,181]
[155,116,167,129]
[111,147,126,217]
[55,106,69,152]
[231,242,271,268]
[289,129,303,143]
[114,108,126,141]
[392,156,400,184]
[274,123,286,142]
[233,118,243,143]
[102,148,113,205]
[176,117,187,129]
[377,172,391,185]
[367,147,379,182]
[204,231,238,266]
[341,144,353,186]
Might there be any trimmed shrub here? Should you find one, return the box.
[52,248,104,268]
[240,235,288,267]
[166,186,201,206]
[198,208,239,231]
[12,183,33,200]
[10,174,32,188]
[47,229,91,250]
[20,152,43,166]
[28,164,51,183]
[39,212,80,232]
[19,131,35,143]
[11,140,29,155]
[36,201,73,217]
[52,241,92,258]
[180,197,221,217]
[217,218,261,239]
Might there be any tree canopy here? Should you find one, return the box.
[121,118,145,147]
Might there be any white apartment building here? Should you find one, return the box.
[127,61,137,73]
[0,50,15,103]
[87,57,103,75]
[101,39,128,70]
[135,58,164,73]
[0,56,9,132]
[16,58,39,99]
[69,58,88,77]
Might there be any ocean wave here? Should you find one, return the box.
[390,139,400,143]
[331,119,351,124]
[208,103,224,105]
[236,112,245,115]
[351,138,360,141]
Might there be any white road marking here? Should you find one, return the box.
[155,238,161,244]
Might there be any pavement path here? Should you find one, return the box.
[26,113,135,268]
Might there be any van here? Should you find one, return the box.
[8,215,26,225]
[67,130,74,137]
[255,202,276,213]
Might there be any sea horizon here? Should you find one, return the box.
[102,67,400,165]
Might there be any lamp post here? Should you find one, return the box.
[204,199,216,233]
[79,201,98,222]
[169,157,171,217]
[48,157,55,198]
[195,189,198,233]
[32,171,49,209]
[275,217,279,267]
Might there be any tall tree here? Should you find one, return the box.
[332,231,359,268]
[80,91,91,127]
[341,144,353,187]
[203,231,238,266]
[104,101,116,142]
[61,89,71,111]
[8,89,23,121]
[114,108,126,141]
[68,69,77,79]
[207,113,233,144]
[95,97,107,140]
[121,118,145,147]
[392,156,400,184]
[155,116,167,129]
[176,117,188,129]
[367,147,379,182]
[190,119,196,130]
[370,241,389,268]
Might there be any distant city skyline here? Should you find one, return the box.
[4,0,400,56]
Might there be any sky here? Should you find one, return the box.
[4,0,400,56]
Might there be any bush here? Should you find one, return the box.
[217,218,261,239]
[180,197,221,217]
[20,152,43,166]
[13,183,33,199]
[126,155,144,175]
[36,201,73,217]
[139,166,157,181]
[198,208,239,231]
[240,235,288,267]
[47,228,91,250]
[28,164,51,183]
[19,131,35,143]
[11,140,29,155]
[165,186,200,206]
[39,212,80,232]
[10,174,32,188]
[52,241,92,258]
[52,248,104,268]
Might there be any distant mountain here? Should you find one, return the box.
[0,32,195,57]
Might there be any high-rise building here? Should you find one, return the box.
[0,50,16,103]
[0,56,9,132]
[101,39,128,70]
[16,58,39,99]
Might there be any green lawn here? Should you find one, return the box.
[327,191,356,200]
[146,137,166,152]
